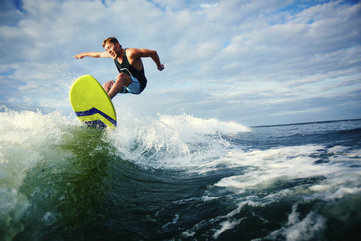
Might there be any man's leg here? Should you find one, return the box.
[104,73,132,99]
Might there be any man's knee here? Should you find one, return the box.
[103,81,113,90]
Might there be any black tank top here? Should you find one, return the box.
[114,48,147,92]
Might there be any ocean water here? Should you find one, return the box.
[0,109,360,241]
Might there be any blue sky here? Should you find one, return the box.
[0,0,360,125]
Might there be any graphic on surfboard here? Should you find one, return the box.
[69,74,117,128]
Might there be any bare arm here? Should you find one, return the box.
[129,48,165,71]
[74,51,111,59]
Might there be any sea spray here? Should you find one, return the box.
[0,109,360,240]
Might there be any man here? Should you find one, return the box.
[74,37,164,99]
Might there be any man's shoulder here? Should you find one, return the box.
[125,48,140,54]
[125,48,142,59]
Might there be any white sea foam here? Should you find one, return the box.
[262,211,326,241]
[109,113,361,207]
[182,201,254,239]
[0,110,74,184]
[327,145,348,154]
[0,110,75,240]
[212,144,361,213]
[208,142,360,240]
[213,219,242,239]
[0,109,249,175]
[109,113,249,169]
[214,145,328,190]
[1,109,360,240]
[287,204,300,225]
[158,114,251,136]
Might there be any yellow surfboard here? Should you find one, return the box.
[69,75,117,128]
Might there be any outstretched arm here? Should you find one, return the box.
[74,51,111,59]
[130,48,165,71]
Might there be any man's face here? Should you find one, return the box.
[104,42,121,59]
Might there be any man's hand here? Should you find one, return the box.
[158,64,165,71]
[74,53,85,59]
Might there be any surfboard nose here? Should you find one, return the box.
[70,75,117,128]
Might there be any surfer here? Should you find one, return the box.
[74,37,164,99]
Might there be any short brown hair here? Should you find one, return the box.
[102,37,121,48]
